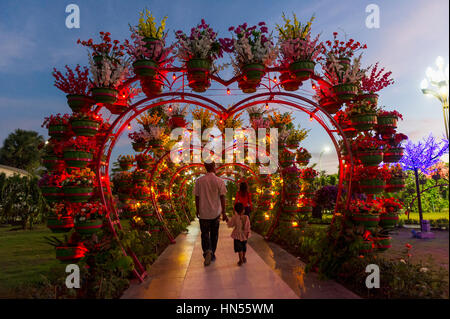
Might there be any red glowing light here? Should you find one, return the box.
[273,76,277,83]
[172,73,176,80]
[227,88,231,95]
[127,124,131,130]
[312,84,316,90]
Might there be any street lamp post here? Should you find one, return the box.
[420,56,449,139]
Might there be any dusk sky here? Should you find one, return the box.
[0,0,448,173]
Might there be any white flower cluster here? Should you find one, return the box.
[176,33,215,61]
[89,55,130,88]
[148,126,164,140]
[325,54,365,85]
[230,36,278,74]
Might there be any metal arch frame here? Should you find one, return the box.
[95,72,353,282]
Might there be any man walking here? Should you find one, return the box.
[194,162,227,266]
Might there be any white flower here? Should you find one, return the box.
[420,267,429,273]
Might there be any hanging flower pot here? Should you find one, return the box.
[42,155,64,171]
[333,83,358,101]
[63,186,94,202]
[142,37,163,52]
[342,127,357,138]
[289,60,315,81]
[74,218,103,235]
[383,147,404,163]
[66,94,95,113]
[118,192,131,202]
[40,186,63,202]
[238,79,257,94]
[48,124,68,139]
[374,236,392,251]
[187,59,212,93]
[357,150,384,166]
[377,114,398,129]
[319,97,341,114]
[56,244,88,263]
[132,142,146,152]
[242,63,265,84]
[70,119,101,137]
[359,179,385,194]
[133,59,158,78]
[105,103,129,115]
[63,149,93,168]
[279,72,300,91]
[91,87,118,104]
[141,77,164,97]
[385,178,405,193]
[47,215,74,233]
[359,93,378,106]
[379,213,398,229]
[136,159,153,170]
[350,113,377,131]
[169,115,187,128]
[133,173,148,186]
[352,213,380,228]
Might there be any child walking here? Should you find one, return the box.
[227,203,251,266]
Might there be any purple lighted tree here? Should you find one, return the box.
[400,134,449,231]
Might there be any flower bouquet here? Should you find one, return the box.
[73,201,105,235]
[42,114,72,140]
[378,197,402,229]
[323,53,365,101]
[333,110,356,138]
[296,147,311,166]
[112,171,133,200]
[107,85,140,114]
[118,155,134,171]
[284,127,308,149]
[299,167,318,181]
[175,19,224,92]
[353,165,391,194]
[129,129,152,152]
[360,63,394,105]
[46,204,74,233]
[61,168,96,202]
[268,111,294,131]
[147,126,165,148]
[62,136,97,168]
[376,109,402,133]
[221,22,277,93]
[385,164,406,192]
[166,103,188,128]
[69,112,102,137]
[352,135,385,166]
[215,112,243,134]
[246,105,271,120]
[52,65,94,112]
[277,14,323,82]
[137,111,163,131]
[349,199,381,228]
[346,100,378,132]
[323,32,367,70]
[192,107,215,131]
[383,133,407,163]
[38,172,66,202]
[313,82,341,114]
[79,32,129,104]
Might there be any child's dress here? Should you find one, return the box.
[227,213,251,252]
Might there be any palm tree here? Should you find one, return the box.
[0,129,45,173]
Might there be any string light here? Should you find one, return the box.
[227,88,231,95]
[273,76,277,83]
[309,114,314,122]
[172,73,176,80]
[312,83,316,90]
[127,124,132,130]
[292,221,299,228]
[265,102,269,110]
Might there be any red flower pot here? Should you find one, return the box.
[56,244,88,263]
[47,215,74,233]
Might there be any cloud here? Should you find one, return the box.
[0,28,36,70]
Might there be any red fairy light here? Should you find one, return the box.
[227,88,231,95]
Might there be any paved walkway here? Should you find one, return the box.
[122,220,358,299]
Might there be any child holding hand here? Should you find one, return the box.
[227,203,251,266]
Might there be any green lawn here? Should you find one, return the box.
[399,211,449,221]
[0,224,66,297]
